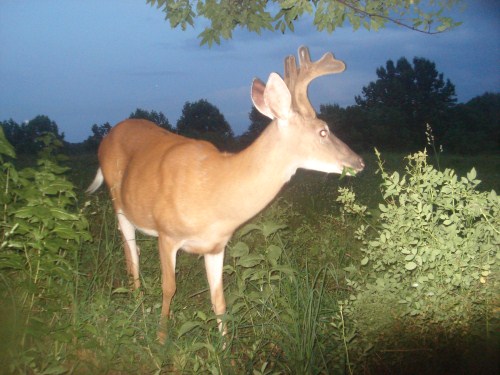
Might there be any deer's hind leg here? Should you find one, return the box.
[116,209,140,289]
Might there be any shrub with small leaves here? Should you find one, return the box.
[339,149,499,338]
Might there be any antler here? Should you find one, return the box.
[284,46,346,118]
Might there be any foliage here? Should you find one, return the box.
[1,115,64,154]
[237,106,271,149]
[82,122,112,150]
[1,118,498,373]
[176,99,235,150]
[146,0,462,46]
[319,103,366,151]
[321,95,498,157]
[355,57,456,150]
[0,129,91,374]
[129,107,173,131]
[444,92,500,154]
[338,149,499,343]
[82,109,173,151]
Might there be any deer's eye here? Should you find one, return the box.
[319,128,329,138]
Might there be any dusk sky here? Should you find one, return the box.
[1,1,499,143]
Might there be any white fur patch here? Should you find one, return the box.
[137,226,159,237]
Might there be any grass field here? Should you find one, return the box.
[1,148,498,374]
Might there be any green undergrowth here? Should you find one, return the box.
[1,127,498,374]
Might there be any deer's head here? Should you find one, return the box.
[251,46,364,175]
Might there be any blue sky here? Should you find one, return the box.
[1,1,499,142]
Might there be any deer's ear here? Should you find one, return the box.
[251,78,273,119]
[251,73,291,120]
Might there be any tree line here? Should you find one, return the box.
[319,57,499,154]
[2,56,498,155]
[83,99,234,152]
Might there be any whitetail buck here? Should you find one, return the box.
[87,46,364,342]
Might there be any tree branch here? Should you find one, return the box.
[336,0,444,35]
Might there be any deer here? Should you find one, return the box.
[86,46,365,342]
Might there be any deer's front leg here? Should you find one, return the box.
[204,249,227,334]
[157,235,179,343]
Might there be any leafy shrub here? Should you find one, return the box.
[339,149,499,340]
[0,129,91,374]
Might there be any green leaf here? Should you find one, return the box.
[262,222,287,237]
[237,254,264,268]
[15,205,51,219]
[177,321,202,338]
[0,127,16,158]
[266,244,282,262]
[467,167,477,181]
[230,241,249,258]
[238,223,261,237]
[378,203,388,212]
[196,310,207,321]
[49,208,79,221]
[405,261,417,270]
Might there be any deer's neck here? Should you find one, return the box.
[215,122,297,224]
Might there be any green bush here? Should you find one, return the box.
[339,149,499,340]
[0,128,91,374]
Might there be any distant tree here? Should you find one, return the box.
[129,108,173,131]
[0,115,63,154]
[26,115,63,140]
[238,106,271,149]
[176,99,234,150]
[84,122,112,150]
[355,57,456,150]
[319,104,366,151]
[444,92,500,154]
[147,0,461,46]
